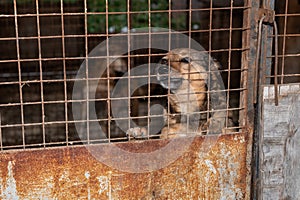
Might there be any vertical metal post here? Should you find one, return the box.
[256,0,276,199]
[240,0,260,198]
[240,0,275,199]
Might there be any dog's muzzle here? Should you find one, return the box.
[155,65,183,91]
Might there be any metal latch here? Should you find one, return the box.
[254,7,279,106]
[257,8,275,23]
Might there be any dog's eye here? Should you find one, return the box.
[180,57,191,63]
[160,58,168,65]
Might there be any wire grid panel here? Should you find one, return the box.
[268,0,300,84]
[0,0,248,150]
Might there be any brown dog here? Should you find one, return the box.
[127,48,230,139]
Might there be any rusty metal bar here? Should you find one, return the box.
[0,6,249,18]
[240,0,259,127]
[0,67,245,83]
[253,15,265,104]
[147,0,152,139]
[280,0,289,84]
[266,73,300,79]
[60,0,69,145]
[105,0,112,142]
[0,46,249,62]
[126,0,131,141]
[0,27,250,42]
[273,21,279,106]
[13,0,26,149]
[83,0,90,144]
[35,0,46,147]
[0,86,247,106]
[207,0,213,127]
[239,0,261,199]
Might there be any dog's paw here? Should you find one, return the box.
[126,127,148,139]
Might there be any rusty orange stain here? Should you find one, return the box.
[0,132,250,199]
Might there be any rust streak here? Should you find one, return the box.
[0,132,249,199]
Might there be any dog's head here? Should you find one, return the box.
[155,48,227,134]
[156,48,209,92]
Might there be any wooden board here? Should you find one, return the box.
[261,84,300,199]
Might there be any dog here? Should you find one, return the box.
[126,48,233,139]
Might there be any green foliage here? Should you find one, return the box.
[87,0,127,33]
[12,0,186,33]
[87,0,186,33]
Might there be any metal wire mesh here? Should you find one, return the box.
[267,0,300,84]
[0,0,250,150]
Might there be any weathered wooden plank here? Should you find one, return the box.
[261,84,300,199]
[0,133,250,199]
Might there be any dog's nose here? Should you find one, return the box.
[157,66,169,75]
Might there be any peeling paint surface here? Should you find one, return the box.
[2,161,18,200]
[0,133,250,199]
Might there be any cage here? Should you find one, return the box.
[0,0,249,148]
[0,0,299,199]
